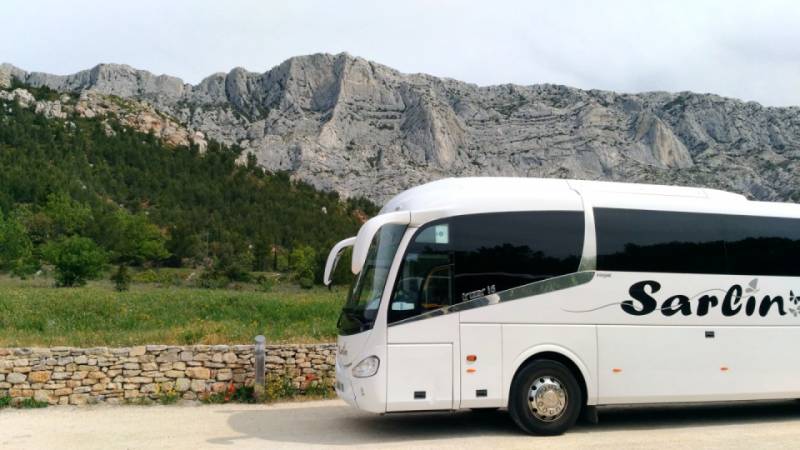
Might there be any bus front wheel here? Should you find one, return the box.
[508,359,581,435]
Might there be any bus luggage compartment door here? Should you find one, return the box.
[386,343,453,411]
[459,324,502,408]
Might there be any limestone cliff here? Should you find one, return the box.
[3,54,798,203]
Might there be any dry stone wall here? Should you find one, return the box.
[0,344,336,405]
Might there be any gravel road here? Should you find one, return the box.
[2,399,799,449]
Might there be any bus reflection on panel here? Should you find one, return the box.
[323,177,800,435]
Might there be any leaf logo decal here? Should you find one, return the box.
[745,278,759,294]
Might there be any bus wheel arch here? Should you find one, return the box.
[508,348,592,410]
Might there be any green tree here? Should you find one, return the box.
[110,264,131,292]
[105,210,169,265]
[43,236,107,287]
[99,209,168,290]
[290,245,317,289]
[0,212,34,276]
[209,240,253,283]
[43,193,92,238]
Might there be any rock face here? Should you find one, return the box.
[3,54,799,203]
[0,87,207,151]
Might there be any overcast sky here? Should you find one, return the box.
[3,0,799,106]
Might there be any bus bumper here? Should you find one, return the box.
[334,362,358,408]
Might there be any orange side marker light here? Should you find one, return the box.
[466,368,476,373]
[720,366,729,372]
[466,355,477,362]
[612,368,622,374]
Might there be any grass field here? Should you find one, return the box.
[0,275,348,347]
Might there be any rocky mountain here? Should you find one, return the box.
[2,54,799,203]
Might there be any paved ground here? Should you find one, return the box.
[2,399,800,449]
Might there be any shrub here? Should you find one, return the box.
[43,236,107,287]
[158,391,180,405]
[265,372,298,400]
[17,397,48,409]
[255,274,276,292]
[196,270,229,289]
[0,212,34,276]
[290,245,317,289]
[111,264,131,291]
[303,379,335,399]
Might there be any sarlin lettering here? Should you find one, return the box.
[622,280,789,317]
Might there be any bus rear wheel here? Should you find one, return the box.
[508,359,581,435]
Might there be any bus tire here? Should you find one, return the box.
[508,359,581,435]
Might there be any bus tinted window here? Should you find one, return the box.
[594,208,727,274]
[451,211,584,302]
[595,208,800,276]
[389,226,453,323]
[389,211,584,323]
[723,215,800,276]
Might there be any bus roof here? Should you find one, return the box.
[379,177,800,219]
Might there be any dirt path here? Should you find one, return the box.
[2,399,800,449]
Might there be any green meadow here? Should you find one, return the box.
[0,275,347,347]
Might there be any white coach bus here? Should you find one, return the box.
[323,177,800,435]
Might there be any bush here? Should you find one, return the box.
[290,245,317,289]
[111,264,131,291]
[43,236,107,287]
[132,268,186,286]
[0,211,34,276]
[17,397,48,409]
[255,274,277,292]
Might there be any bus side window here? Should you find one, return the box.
[451,211,584,303]
[388,211,584,324]
[389,222,453,323]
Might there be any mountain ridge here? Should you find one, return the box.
[3,53,799,203]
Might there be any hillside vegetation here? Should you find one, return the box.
[0,82,375,287]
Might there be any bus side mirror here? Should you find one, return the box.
[324,237,356,286]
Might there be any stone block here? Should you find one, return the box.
[29,371,50,383]
[54,388,72,396]
[7,372,26,384]
[34,389,53,402]
[175,378,190,392]
[127,377,153,384]
[69,393,89,405]
[190,379,206,392]
[186,367,210,380]
[141,363,158,371]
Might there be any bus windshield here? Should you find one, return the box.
[338,223,407,335]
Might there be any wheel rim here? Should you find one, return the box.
[527,375,568,422]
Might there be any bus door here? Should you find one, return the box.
[385,224,457,411]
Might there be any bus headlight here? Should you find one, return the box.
[352,356,380,378]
